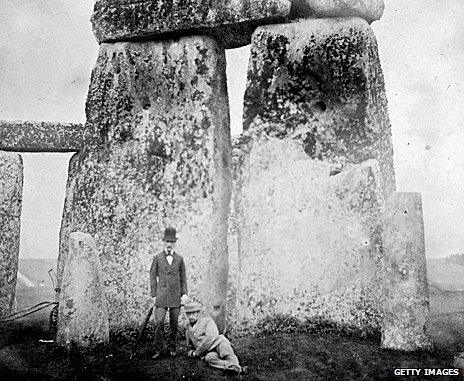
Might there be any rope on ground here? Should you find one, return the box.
[0,301,58,322]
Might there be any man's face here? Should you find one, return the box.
[163,240,175,253]
[187,311,199,325]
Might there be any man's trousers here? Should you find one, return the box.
[204,336,241,372]
[153,307,180,352]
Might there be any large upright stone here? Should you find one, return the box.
[290,0,384,23]
[91,0,291,49]
[231,137,385,332]
[72,36,231,332]
[244,17,395,197]
[0,121,83,152]
[56,232,109,349]
[0,152,23,317]
[381,192,432,351]
[56,153,80,299]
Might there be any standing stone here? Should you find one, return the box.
[91,0,291,49]
[56,232,109,349]
[381,192,432,351]
[0,152,23,317]
[72,36,231,332]
[0,151,23,316]
[290,0,385,23]
[56,153,80,299]
[231,137,385,332]
[243,17,395,197]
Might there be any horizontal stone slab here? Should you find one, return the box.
[0,121,84,152]
[290,0,384,23]
[91,0,291,49]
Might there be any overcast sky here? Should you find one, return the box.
[1,0,463,259]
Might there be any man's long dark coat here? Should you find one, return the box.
[150,251,188,308]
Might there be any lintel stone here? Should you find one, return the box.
[290,0,384,23]
[0,121,84,152]
[91,0,291,49]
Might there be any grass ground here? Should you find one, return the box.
[1,287,462,380]
[0,314,462,381]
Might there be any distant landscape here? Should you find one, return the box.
[15,256,464,315]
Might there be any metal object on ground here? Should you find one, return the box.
[130,306,154,359]
[0,301,58,322]
[49,304,59,332]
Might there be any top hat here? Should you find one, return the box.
[184,302,202,314]
[163,227,177,242]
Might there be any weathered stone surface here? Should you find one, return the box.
[454,353,464,370]
[72,36,231,332]
[0,121,84,152]
[56,232,109,349]
[231,136,384,332]
[244,18,395,197]
[56,153,80,300]
[290,0,384,23]
[91,0,291,49]
[0,152,23,317]
[381,192,432,351]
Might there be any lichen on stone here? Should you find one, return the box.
[0,152,23,317]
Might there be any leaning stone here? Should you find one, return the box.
[0,152,23,317]
[243,17,395,197]
[231,136,384,332]
[56,232,109,349]
[71,36,231,332]
[381,192,432,351]
[56,153,80,299]
[91,0,291,49]
[290,0,384,23]
[0,120,83,152]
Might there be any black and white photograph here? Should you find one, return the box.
[0,0,463,379]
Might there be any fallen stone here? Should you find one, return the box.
[56,153,80,299]
[0,152,23,317]
[0,121,83,152]
[71,36,231,332]
[381,192,432,351]
[243,17,395,197]
[91,0,291,49]
[56,232,109,349]
[290,0,384,23]
[231,136,384,332]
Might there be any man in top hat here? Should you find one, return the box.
[150,227,188,358]
[183,302,242,375]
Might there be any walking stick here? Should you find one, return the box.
[130,306,154,359]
